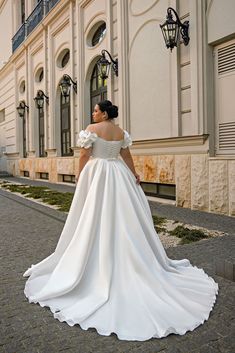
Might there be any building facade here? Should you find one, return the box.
[0,0,235,216]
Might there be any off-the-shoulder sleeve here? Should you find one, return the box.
[76,130,97,149]
[121,130,132,149]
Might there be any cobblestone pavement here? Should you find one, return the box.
[0,184,235,353]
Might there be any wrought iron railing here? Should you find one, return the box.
[12,0,60,52]
[12,22,26,52]
[47,0,60,12]
[26,0,44,36]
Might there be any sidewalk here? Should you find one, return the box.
[0,177,234,353]
[2,175,235,235]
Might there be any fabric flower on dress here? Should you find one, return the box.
[77,130,98,149]
[121,130,132,149]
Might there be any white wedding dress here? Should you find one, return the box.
[23,129,219,341]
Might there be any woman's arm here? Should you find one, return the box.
[120,147,140,184]
[75,147,92,183]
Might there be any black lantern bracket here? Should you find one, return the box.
[60,74,77,96]
[160,7,190,51]
[34,90,49,109]
[97,49,118,79]
[16,101,29,118]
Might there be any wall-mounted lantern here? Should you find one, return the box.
[16,101,29,117]
[160,7,190,51]
[97,49,118,79]
[59,74,77,97]
[34,90,49,109]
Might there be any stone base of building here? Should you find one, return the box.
[4,153,235,217]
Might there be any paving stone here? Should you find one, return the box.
[0,185,235,353]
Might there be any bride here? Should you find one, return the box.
[23,100,219,341]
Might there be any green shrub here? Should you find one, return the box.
[155,226,167,233]
[169,225,209,244]
[2,184,73,212]
[152,215,166,226]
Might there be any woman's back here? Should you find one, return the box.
[88,121,124,141]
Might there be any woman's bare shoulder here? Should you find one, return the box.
[85,124,97,133]
[86,122,124,139]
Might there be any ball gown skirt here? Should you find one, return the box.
[23,130,219,341]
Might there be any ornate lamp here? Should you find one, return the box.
[59,74,77,97]
[34,90,49,109]
[160,7,190,51]
[97,50,118,79]
[16,101,29,117]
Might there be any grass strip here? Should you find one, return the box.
[1,183,211,245]
[1,184,73,212]
[169,225,209,244]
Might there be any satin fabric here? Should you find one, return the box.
[23,130,218,341]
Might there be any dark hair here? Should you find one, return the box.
[97,100,118,119]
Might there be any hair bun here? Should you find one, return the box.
[98,100,118,119]
[106,104,118,118]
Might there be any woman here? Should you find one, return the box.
[24,100,218,341]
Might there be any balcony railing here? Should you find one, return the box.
[27,0,44,36]
[12,0,60,53]
[12,22,26,52]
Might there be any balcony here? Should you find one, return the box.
[27,0,44,36]
[12,0,61,53]
[12,22,26,52]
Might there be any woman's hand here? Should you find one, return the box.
[134,172,140,185]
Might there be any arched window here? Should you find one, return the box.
[90,64,107,123]
[38,107,45,157]
[60,94,72,156]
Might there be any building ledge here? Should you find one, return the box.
[147,195,176,206]
[132,134,209,149]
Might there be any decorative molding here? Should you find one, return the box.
[15,57,25,70]
[84,12,106,34]
[180,61,190,67]
[32,62,44,77]
[129,19,163,55]
[79,0,93,9]
[27,151,36,157]
[117,0,130,130]
[132,134,209,149]
[130,0,160,17]
[206,0,214,17]
[181,109,192,114]
[3,152,20,158]
[50,17,70,38]
[0,0,7,16]
[29,41,43,56]
[181,85,191,91]
[189,0,204,135]
[45,148,57,157]
[180,13,190,21]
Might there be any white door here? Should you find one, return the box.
[214,39,235,155]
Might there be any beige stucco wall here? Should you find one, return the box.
[128,0,177,140]
[0,0,234,217]
[0,0,13,70]
[207,0,235,44]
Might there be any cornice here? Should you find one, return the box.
[131,134,209,149]
[0,61,14,79]
[79,0,95,9]
[3,152,20,158]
